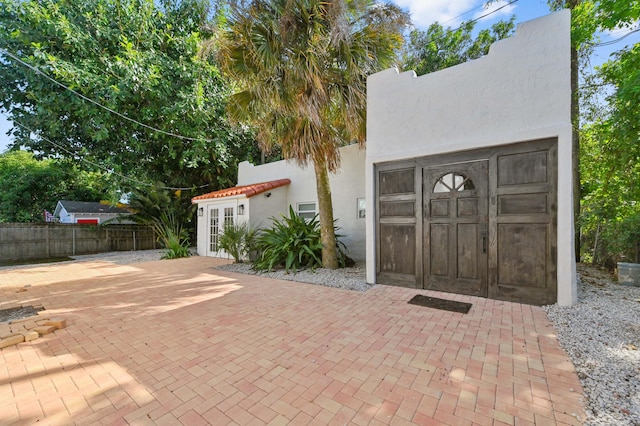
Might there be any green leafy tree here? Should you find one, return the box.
[216,0,408,269]
[402,17,515,76]
[0,150,110,222]
[548,0,638,261]
[552,0,640,264]
[0,0,256,192]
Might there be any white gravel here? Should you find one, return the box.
[70,249,167,265]
[216,262,373,292]
[544,265,640,426]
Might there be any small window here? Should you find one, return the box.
[224,207,234,227]
[433,173,475,193]
[296,202,317,220]
[357,198,366,219]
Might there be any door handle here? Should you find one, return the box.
[482,231,487,253]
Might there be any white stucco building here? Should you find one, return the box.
[192,10,576,306]
[192,144,366,261]
[366,10,575,306]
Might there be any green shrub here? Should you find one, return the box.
[153,211,191,260]
[161,229,191,259]
[219,222,260,263]
[252,206,349,272]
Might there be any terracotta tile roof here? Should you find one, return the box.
[191,178,291,202]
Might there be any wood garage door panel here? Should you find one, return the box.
[379,224,415,275]
[430,199,449,217]
[491,140,557,305]
[497,223,547,288]
[379,168,415,195]
[430,224,449,276]
[380,201,415,217]
[498,193,548,215]
[458,198,479,216]
[497,151,548,186]
[458,224,479,280]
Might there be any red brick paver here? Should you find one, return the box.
[0,257,585,425]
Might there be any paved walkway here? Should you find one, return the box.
[0,257,585,425]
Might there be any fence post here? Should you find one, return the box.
[133,230,136,251]
[46,225,51,258]
[72,227,76,256]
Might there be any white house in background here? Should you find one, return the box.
[54,200,133,224]
[192,10,576,306]
[192,143,366,260]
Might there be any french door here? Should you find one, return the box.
[207,203,236,258]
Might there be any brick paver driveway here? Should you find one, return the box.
[0,257,584,425]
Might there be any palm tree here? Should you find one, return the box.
[216,0,408,268]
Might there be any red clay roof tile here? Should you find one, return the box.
[191,178,291,202]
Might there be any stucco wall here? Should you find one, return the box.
[244,186,289,229]
[237,144,366,260]
[366,10,577,305]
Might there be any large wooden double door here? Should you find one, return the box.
[376,139,558,305]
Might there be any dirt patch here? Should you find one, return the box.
[0,257,73,267]
[0,305,45,323]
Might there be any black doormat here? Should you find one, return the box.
[408,295,472,314]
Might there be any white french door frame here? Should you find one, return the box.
[206,200,238,258]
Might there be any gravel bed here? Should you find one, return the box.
[215,262,373,292]
[70,249,167,265]
[0,249,168,271]
[544,264,640,425]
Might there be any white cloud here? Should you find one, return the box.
[472,1,516,23]
[392,0,477,28]
[392,0,516,29]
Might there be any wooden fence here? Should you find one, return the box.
[0,223,157,261]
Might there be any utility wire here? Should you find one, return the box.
[13,120,212,191]
[442,3,487,25]
[0,47,215,143]
[593,27,640,47]
[459,0,518,28]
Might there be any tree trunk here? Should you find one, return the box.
[313,157,339,269]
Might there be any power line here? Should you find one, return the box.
[594,27,640,47]
[0,47,216,144]
[463,0,518,27]
[447,0,519,33]
[13,120,212,191]
[442,3,486,25]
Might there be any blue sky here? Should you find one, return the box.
[1,0,638,153]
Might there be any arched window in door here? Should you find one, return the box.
[433,173,475,193]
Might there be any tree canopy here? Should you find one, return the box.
[0,0,257,193]
[574,0,640,264]
[0,150,110,222]
[217,0,409,268]
[402,17,516,76]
